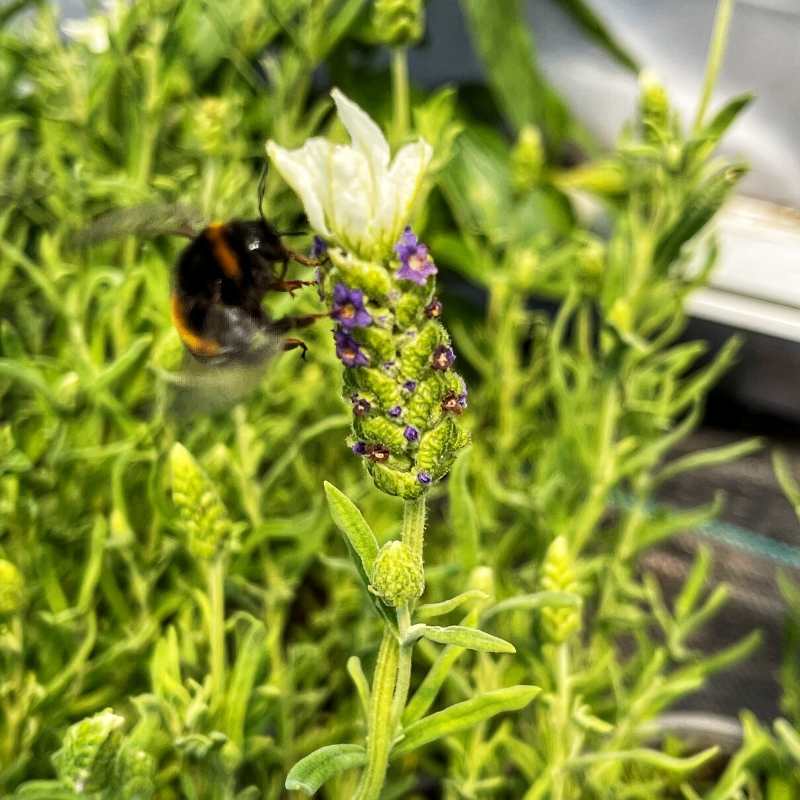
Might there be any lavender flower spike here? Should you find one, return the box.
[394,226,438,285]
[332,284,372,330]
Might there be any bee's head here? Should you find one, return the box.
[232,219,287,263]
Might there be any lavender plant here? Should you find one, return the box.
[1,0,792,798]
[268,86,538,799]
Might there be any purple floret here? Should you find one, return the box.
[311,236,328,259]
[394,226,438,285]
[332,284,372,330]
[431,345,455,371]
[334,329,369,367]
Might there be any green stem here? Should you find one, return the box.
[401,496,426,563]
[390,606,413,732]
[391,46,411,145]
[355,498,425,800]
[354,629,400,800]
[552,643,571,800]
[693,0,735,132]
[208,556,227,714]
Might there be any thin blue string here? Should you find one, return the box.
[612,490,800,569]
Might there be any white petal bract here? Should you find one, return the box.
[267,89,432,259]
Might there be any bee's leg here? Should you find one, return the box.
[266,279,316,296]
[282,338,309,360]
[286,249,324,267]
[271,313,329,331]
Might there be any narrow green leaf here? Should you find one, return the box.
[393,685,541,756]
[324,481,379,573]
[13,781,80,799]
[416,590,489,620]
[285,744,366,795]
[691,93,754,159]
[483,591,581,620]
[77,515,107,612]
[657,437,762,485]
[774,719,800,764]
[634,495,722,554]
[324,482,395,629]
[449,449,480,569]
[92,334,152,391]
[408,624,515,654]
[653,165,746,272]
[347,656,370,719]
[675,546,712,620]
[404,610,478,725]
[460,0,575,146]
[224,620,266,750]
[773,450,800,518]
[673,630,761,684]
[570,745,719,774]
[553,0,639,72]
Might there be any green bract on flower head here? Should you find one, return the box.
[266,89,432,261]
[268,91,469,499]
[53,708,125,794]
[539,537,581,644]
[169,442,232,561]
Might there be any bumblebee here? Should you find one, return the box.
[75,176,326,412]
[170,216,321,363]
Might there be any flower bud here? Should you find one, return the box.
[56,371,81,411]
[468,566,495,598]
[372,0,425,47]
[539,537,580,644]
[370,540,424,607]
[191,97,242,156]
[608,297,633,335]
[53,709,125,794]
[115,742,156,800]
[0,559,25,615]
[511,125,544,191]
[639,70,669,139]
[169,443,232,561]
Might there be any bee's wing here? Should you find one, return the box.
[155,321,284,417]
[70,203,205,247]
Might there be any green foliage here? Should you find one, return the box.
[0,0,787,798]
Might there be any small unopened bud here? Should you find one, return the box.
[370,540,424,607]
[192,97,242,156]
[56,371,81,411]
[608,297,633,335]
[540,537,580,643]
[115,742,156,800]
[468,565,495,598]
[0,559,25,615]
[511,125,544,191]
[639,70,669,137]
[53,709,125,794]
[169,443,232,561]
[372,0,424,47]
[580,238,605,278]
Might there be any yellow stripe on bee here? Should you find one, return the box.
[170,294,220,357]
[206,222,241,280]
